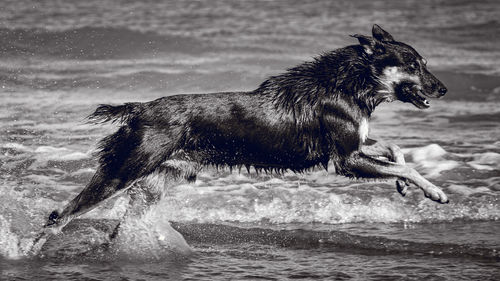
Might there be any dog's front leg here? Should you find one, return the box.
[343,152,449,203]
[361,138,410,196]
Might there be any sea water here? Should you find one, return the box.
[1,0,499,280]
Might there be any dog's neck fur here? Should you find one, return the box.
[254,46,387,118]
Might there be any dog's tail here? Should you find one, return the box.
[86,103,142,124]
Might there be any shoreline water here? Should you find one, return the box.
[1,0,499,279]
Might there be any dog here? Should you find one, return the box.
[40,24,448,239]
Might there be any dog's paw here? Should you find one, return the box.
[423,186,449,204]
[46,210,60,227]
[396,178,409,196]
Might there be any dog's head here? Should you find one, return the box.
[353,25,447,109]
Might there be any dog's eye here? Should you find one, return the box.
[409,62,418,70]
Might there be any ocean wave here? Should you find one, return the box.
[432,71,500,101]
[159,182,500,225]
[0,27,210,60]
[173,223,500,260]
[403,144,460,178]
[437,20,500,41]
[2,143,91,164]
[0,143,94,185]
[9,219,498,261]
[468,152,500,171]
[0,62,260,93]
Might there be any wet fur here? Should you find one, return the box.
[44,25,448,234]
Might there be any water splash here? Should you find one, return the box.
[0,215,40,259]
[112,207,193,260]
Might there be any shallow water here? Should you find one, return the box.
[1,0,500,280]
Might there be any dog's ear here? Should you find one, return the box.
[372,24,394,42]
[351,34,385,55]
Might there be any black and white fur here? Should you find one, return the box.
[40,25,448,240]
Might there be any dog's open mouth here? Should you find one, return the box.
[410,90,430,109]
[401,85,431,109]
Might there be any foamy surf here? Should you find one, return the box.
[159,183,499,225]
[403,144,460,177]
[468,152,500,171]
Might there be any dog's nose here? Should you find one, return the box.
[438,87,447,96]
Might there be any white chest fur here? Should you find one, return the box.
[359,118,369,144]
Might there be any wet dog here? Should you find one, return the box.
[42,25,448,238]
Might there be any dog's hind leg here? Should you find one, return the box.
[125,156,200,218]
[43,126,169,233]
[111,152,201,239]
[361,138,410,196]
[340,152,449,203]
